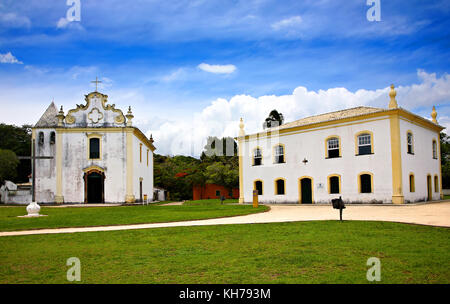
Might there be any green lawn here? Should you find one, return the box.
[0,221,448,284]
[0,199,268,232]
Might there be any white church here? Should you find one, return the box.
[33,88,155,204]
[237,85,444,204]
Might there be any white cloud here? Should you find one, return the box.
[271,16,302,30]
[0,52,23,64]
[198,63,237,74]
[146,70,450,156]
[0,12,31,28]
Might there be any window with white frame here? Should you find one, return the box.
[432,140,437,159]
[358,133,372,155]
[327,137,340,158]
[274,145,285,163]
[253,148,262,166]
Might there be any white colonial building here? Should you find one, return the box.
[33,89,155,204]
[237,85,444,204]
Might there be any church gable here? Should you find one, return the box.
[65,92,126,127]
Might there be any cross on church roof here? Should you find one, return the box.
[91,77,102,92]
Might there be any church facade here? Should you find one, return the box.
[237,85,444,204]
[33,90,155,204]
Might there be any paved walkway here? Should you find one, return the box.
[1,202,449,237]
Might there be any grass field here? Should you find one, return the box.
[0,199,268,232]
[0,220,448,284]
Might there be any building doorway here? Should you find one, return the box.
[427,175,432,201]
[299,177,313,204]
[84,170,105,203]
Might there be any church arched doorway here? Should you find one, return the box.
[84,170,105,204]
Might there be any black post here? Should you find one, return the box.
[339,207,343,221]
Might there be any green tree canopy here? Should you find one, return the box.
[0,149,19,185]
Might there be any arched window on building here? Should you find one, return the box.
[38,132,44,145]
[356,132,373,155]
[328,175,341,194]
[407,132,414,154]
[326,137,340,158]
[409,173,415,192]
[432,139,438,159]
[359,173,373,193]
[274,144,285,164]
[253,148,262,166]
[254,180,263,195]
[50,131,56,145]
[275,178,285,195]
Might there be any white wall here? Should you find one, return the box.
[35,128,57,202]
[400,118,441,202]
[242,116,394,203]
[132,135,154,202]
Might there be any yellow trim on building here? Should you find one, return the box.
[298,176,315,204]
[427,174,432,200]
[253,179,264,195]
[240,109,444,142]
[357,171,374,194]
[82,165,105,173]
[354,130,374,155]
[139,143,142,163]
[125,129,135,203]
[327,174,341,194]
[324,135,342,158]
[238,139,244,204]
[438,132,444,199]
[389,113,404,204]
[55,129,64,204]
[274,177,286,195]
[86,133,103,160]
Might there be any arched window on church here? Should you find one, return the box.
[38,132,44,145]
[89,138,100,159]
[275,178,285,195]
[432,139,438,159]
[254,180,263,195]
[50,132,56,145]
[407,132,414,154]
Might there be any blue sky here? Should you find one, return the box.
[0,0,449,155]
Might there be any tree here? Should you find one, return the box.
[0,149,19,185]
[0,123,32,182]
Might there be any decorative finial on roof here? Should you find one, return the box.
[239,118,245,137]
[126,106,134,126]
[388,84,398,109]
[150,134,154,143]
[56,105,65,127]
[431,106,438,124]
